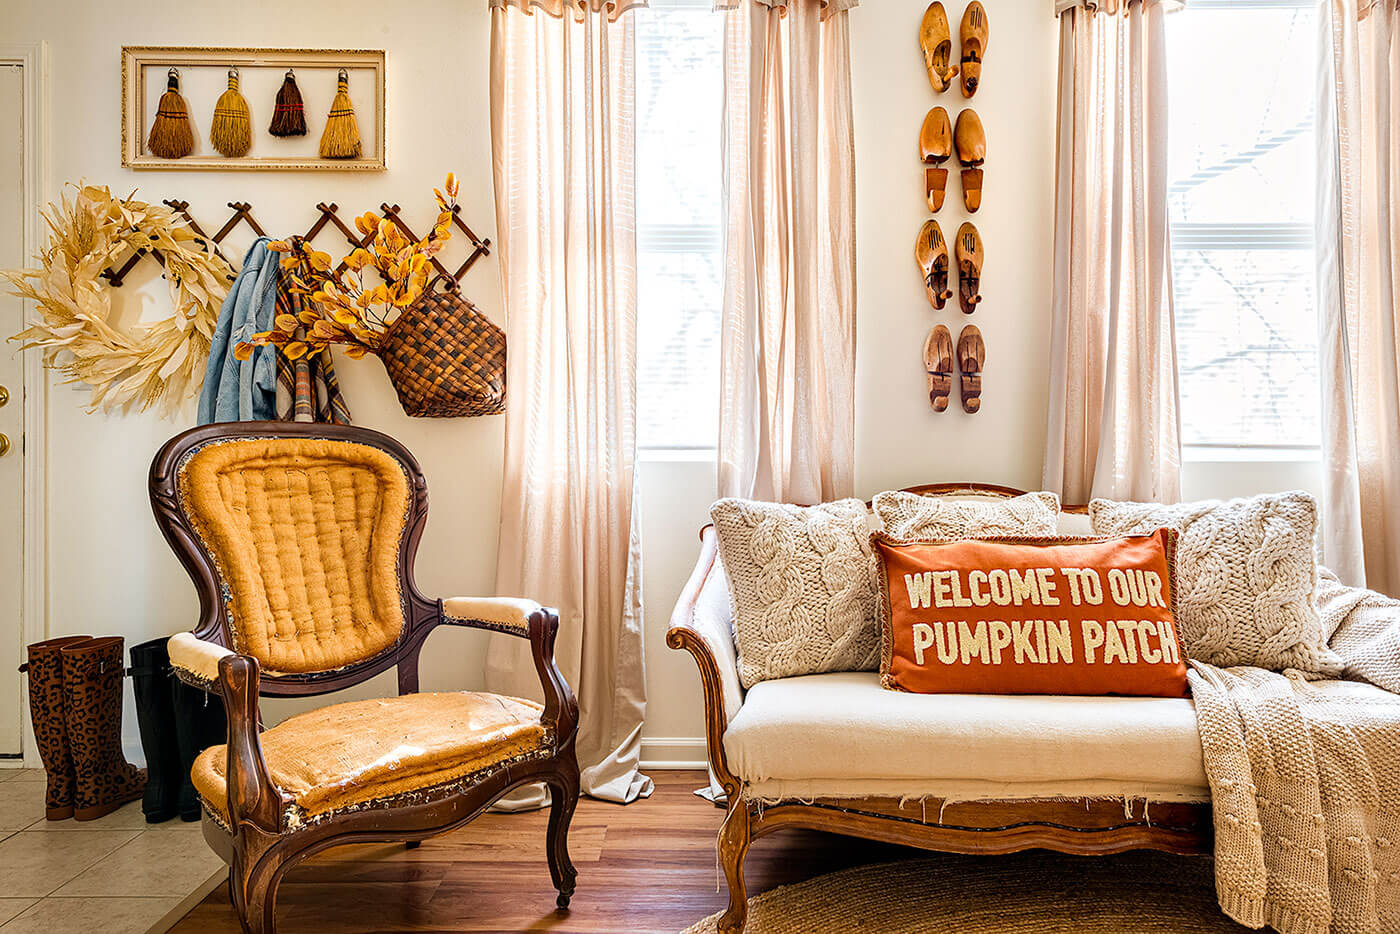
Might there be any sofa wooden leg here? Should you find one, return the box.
[717,801,751,934]
[545,757,580,910]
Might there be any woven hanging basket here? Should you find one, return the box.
[377,287,506,418]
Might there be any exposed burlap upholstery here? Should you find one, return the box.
[192,692,547,823]
[177,437,410,674]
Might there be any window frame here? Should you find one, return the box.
[634,0,725,456]
[1168,0,1323,460]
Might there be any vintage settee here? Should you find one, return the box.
[668,483,1217,934]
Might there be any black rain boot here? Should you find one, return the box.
[129,638,181,824]
[172,674,226,822]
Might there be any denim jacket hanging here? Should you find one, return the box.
[197,237,279,424]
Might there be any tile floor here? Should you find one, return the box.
[0,768,225,933]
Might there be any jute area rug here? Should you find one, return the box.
[682,850,1254,933]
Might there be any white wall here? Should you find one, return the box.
[853,0,1058,497]
[4,0,1319,767]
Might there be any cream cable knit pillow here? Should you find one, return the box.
[710,498,880,689]
[1090,492,1343,675]
[873,490,1060,539]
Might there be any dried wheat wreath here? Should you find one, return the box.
[2,185,233,414]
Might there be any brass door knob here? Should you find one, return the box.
[0,434,9,457]
[0,386,8,407]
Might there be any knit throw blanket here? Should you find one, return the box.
[1189,570,1400,933]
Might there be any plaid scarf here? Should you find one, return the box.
[274,275,352,425]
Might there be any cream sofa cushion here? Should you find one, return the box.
[1056,511,1093,536]
[722,672,1209,803]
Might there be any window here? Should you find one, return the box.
[1166,0,1321,450]
[635,0,725,451]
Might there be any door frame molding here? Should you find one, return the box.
[0,42,49,766]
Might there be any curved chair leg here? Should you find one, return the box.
[717,802,752,934]
[234,868,281,934]
[230,837,285,934]
[544,758,580,909]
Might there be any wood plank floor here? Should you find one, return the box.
[168,771,919,934]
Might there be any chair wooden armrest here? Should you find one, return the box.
[215,654,292,836]
[665,526,743,800]
[442,599,578,740]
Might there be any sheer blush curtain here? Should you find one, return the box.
[487,0,653,808]
[1317,0,1400,593]
[715,0,858,505]
[1042,0,1182,505]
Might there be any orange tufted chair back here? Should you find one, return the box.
[173,434,412,675]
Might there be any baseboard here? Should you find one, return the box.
[641,736,708,770]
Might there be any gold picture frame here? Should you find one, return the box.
[121,47,386,171]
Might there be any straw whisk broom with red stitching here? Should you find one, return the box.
[147,67,194,158]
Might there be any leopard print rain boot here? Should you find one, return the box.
[59,637,146,821]
[20,636,93,820]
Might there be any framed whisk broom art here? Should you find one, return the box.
[121,47,386,171]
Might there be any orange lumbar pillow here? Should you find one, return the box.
[872,530,1188,698]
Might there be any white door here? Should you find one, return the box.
[0,63,26,757]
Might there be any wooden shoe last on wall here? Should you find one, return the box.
[958,325,985,414]
[920,107,953,212]
[955,110,986,212]
[916,220,953,310]
[955,222,983,315]
[960,2,989,98]
[920,3,958,93]
[923,325,955,412]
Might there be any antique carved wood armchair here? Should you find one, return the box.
[150,422,579,934]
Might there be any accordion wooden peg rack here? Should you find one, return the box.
[98,197,492,291]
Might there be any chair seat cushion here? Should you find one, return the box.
[193,691,547,823]
[723,672,1208,802]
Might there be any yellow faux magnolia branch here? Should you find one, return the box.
[237,174,459,363]
[2,184,232,414]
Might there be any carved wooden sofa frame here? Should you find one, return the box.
[150,422,580,934]
[667,483,1212,934]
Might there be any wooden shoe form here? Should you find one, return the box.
[920,3,958,93]
[955,222,983,315]
[958,325,985,414]
[920,107,953,212]
[915,220,953,310]
[959,2,989,98]
[923,325,954,412]
[955,109,986,213]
